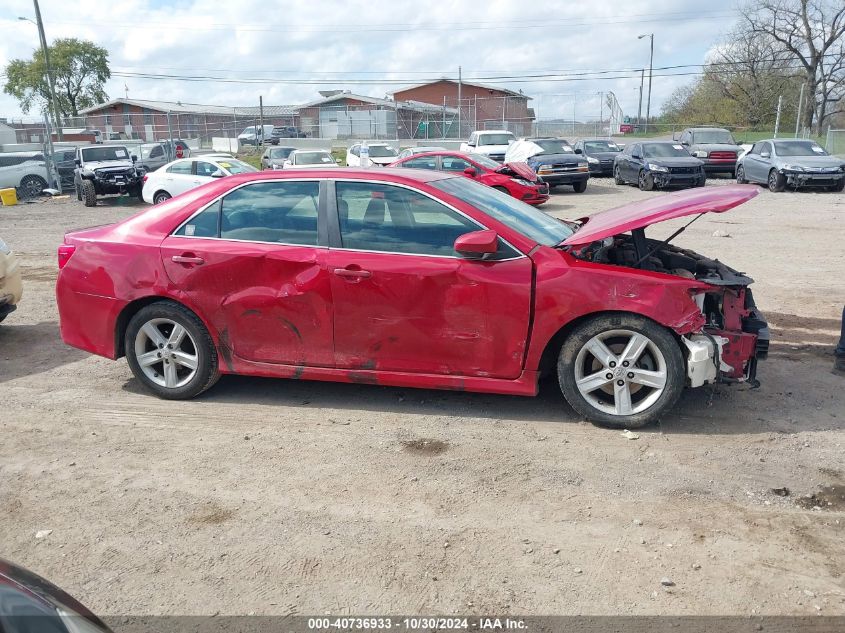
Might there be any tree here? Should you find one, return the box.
[3,38,110,119]
[741,0,845,134]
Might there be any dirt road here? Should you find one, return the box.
[1,178,843,616]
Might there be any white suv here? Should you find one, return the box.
[459,130,516,162]
[0,152,49,199]
[346,142,398,167]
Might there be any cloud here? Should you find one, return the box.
[0,0,741,122]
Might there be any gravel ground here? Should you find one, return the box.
[1,175,844,616]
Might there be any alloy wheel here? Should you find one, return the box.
[573,329,667,416]
[133,318,199,389]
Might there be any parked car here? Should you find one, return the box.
[676,127,740,176]
[0,152,49,199]
[397,146,447,160]
[261,146,297,170]
[346,142,398,167]
[238,125,275,146]
[736,139,845,192]
[136,142,169,173]
[55,169,768,428]
[52,147,78,190]
[460,130,516,162]
[0,557,114,633]
[0,236,22,324]
[614,142,706,190]
[270,126,307,142]
[572,138,622,176]
[283,150,340,169]
[506,138,590,192]
[141,155,257,204]
[391,150,548,205]
[73,145,144,206]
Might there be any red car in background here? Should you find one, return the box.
[390,151,549,206]
[56,168,767,428]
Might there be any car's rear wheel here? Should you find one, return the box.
[81,180,97,207]
[736,165,747,184]
[558,314,685,428]
[153,190,172,204]
[19,175,47,199]
[768,169,785,192]
[614,166,625,185]
[125,301,219,400]
[638,170,655,191]
[572,180,588,193]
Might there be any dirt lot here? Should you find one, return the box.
[1,176,844,616]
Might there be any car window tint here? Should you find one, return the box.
[220,181,320,245]
[174,200,220,238]
[336,182,484,257]
[401,156,438,170]
[441,156,472,172]
[167,161,192,174]
[195,161,219,177]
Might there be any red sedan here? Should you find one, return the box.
[56,169,767,427]
[389,151,549,205]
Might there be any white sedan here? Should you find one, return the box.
[345,142,398,167]
[141,156,257,204]
[283,150,340,169]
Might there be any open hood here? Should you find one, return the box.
[496,162,538,181]
[562,185,758,247]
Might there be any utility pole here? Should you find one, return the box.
[166,111,174,160]
[457,66,462,139]
[259,95,264,145]
[21,1,62,140]
[637,69,644,127]
[638,33,654,133]
[773,95,783,138]
[795,83,804,138]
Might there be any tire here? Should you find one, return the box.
[736,165,747,184]
[557,314,685,428]
[638,170,655,191]
[19,175,47,199]
[125,301,220,400]
[572,180,588,193]
[614,166,625,185]
[74,181,82,201]
[81,180,97,207]
[768,169,785,193]
[153,190,172,204]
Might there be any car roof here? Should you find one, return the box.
[476,129,512,134]
[224,167,454,184]
[687,127,731,132]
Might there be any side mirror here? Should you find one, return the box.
[463,167,477,177]
[74,158,80,166]
[210,169,225,178]
[680,140,690,146]
[574,148,583,154]
[131,154,138,162]
[454,229,498,260]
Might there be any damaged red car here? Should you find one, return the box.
[56,169,768,427]
[389,150,550,206]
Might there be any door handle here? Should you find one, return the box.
[171,254,205,265]
[333,267,371,279]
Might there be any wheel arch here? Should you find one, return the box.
[535,310,685,378]
[114,295,216,359]
[153,189,171,201]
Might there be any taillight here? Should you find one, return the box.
[142,173,148,184]
[58,244,76,269]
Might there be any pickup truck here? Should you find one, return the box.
[460,130,516,162]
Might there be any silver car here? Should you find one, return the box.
[736,139,845,192]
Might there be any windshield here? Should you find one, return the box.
[533,139,573,154]
[365,145,397,158]
[293,151,335,165]
[467,153,501,169]
[241,127,255,134]
[584,140,620,153]
[433,177,573,246]
[774,141,829,157]
[81,146,130,162]
[216,159,257,174]
[692,129,735,144]
[270,148,294,159]
[642,143,690,158]
[478,133,515,146]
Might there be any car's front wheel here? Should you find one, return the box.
[572,180,587,193]
[81,180,97,207]
[736,165,747,184]
[19,174,47,199]
[768,169,785,192]
[638,170,655,191]
[125,301,219,400]
[557,314,685,428]
[614,166,625,185]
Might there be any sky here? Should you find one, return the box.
[0,0,742,123]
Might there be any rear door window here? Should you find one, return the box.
[220,181,320,245]
[400,156,438,170]
[441,156,472,172]
[167,161,192,174]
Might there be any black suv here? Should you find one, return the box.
[74,145,144,206]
